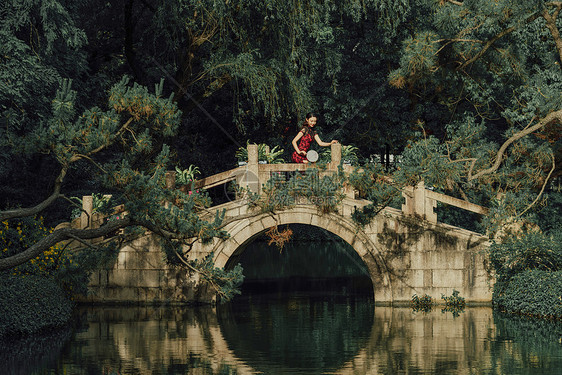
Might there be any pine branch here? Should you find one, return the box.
[517,154,556,218]
[0,216,133,271]
[457,11,542,71]
[1,117,134,222]
[543,3,562,65]
[468,109,562,181]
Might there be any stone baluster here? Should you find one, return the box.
[329,142,341,170]
[165,171,176,190]
[402,181,437,223]
[80,195,93,229]
[239,143,260,194]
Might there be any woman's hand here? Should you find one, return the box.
[299,150,306,155]
[331,140,338,144]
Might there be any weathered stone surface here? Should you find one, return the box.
[80,187,493,305]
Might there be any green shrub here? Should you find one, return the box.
[411,293,432,312]
[489,232,562,287]
[235,142,284,164]
[441,289,465,317]
[494,270,562,319]
[441,289,466,308]
[320,144,360,165]
[175,165,201,185]
[0,274,73,337]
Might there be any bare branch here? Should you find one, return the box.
[443,0,463,6]
[542,4,562,65]
[135,219,203,242]
[0,166,67,221]
[71,154,108,174]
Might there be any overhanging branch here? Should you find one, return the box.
[0,166,67,221]
[0,216,133,271]
[468,109,562,181]
[1,116,135,222]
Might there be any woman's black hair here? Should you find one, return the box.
[301,112,318,134]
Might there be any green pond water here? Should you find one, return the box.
[4,297,562,375]
[4,229,562,374]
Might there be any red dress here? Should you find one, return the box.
[292,128,315,163]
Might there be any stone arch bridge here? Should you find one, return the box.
[81,144,492,304]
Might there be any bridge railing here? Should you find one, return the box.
[402,181,488,224]
[169,143,487,224]
[168,143,354,198]
[73,143,487,230]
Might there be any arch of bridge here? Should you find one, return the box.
[211,203,392,293]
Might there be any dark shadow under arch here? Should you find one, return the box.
[225,224,374,297]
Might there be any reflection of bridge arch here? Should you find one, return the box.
[207,200,394,301]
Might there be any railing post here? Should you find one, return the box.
[165,171,176,190]
[240,143,260,194]
[80,195,93,229]
[329,142,341,170]
[402,181,437,223]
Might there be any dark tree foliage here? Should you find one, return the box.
[2,0,562,310]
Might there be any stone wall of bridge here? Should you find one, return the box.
[74,142,493,304]
[191,199,493,304]
[80,234,215,305]
[78,197,492,305]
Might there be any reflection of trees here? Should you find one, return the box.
[488,312,562,374]
[0,326,72,375]
[57,306,252,374]
[218,295,374,373]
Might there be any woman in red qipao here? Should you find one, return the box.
[291,112,338,163]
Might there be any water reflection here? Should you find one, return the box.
[217,294,373,374]
[11,300,562,374]
[1,326,72,375]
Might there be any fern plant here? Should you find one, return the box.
[235,142,285,164]
[175,165,201,186]
[320,144,360,165]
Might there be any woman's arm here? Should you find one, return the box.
[314,134,338,147]
[292,131,306,155]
